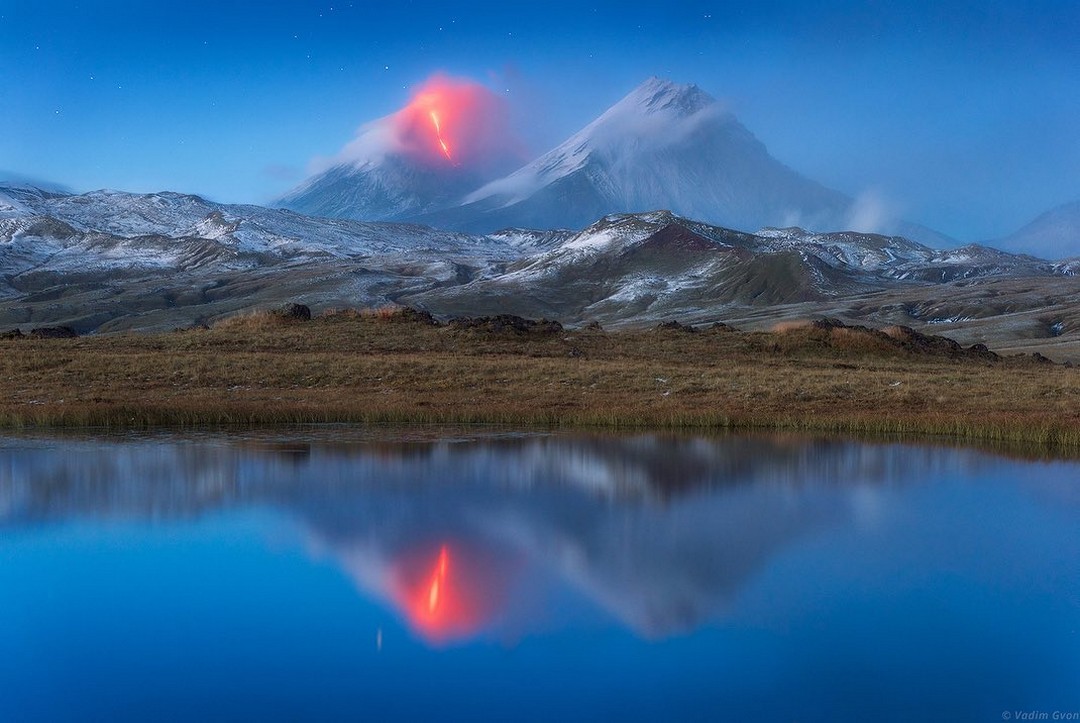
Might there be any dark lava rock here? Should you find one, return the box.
[0,328,23,340]
[449,314,563,335]
[655,320,697,333]
[965,342,1000,362]
[810,317,847,331]
[394,307,440,326]
[882,324,998,361]
[793,320,1005,362]
[1007,351,1056,367]
[29,326,78,339]
[274,303,312,321]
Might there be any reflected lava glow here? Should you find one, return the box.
[426,545,449,614]
[391,542,492,643]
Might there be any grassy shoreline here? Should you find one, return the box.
[2,309,1078,453]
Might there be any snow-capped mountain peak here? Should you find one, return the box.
[274,77,953,246]
[619,76,714,114]
[460,79,728,210]
[411,77,949,240]
[591,76,717,131]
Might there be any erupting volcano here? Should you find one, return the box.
[391,75,519,169]
[277,73,525,221]
[280,76,948,244]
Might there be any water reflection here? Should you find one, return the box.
[3,430,1079,720]
[4,430,1073,646]
[385,543,512,642]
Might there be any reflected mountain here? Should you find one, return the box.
[0,431,1030,641]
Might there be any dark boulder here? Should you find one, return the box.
[448,314,563,335]
[173,322,210,333]
[655,320,697,333]
[883,325,967,358]
[810,317,847,331]
[274,303,312,321]
[394,307,440,326]
[29,326,78,339]
[965,342,1000,362]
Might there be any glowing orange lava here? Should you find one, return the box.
[428,110,453,161]
[388,74,523,171]
[396,86,460,166]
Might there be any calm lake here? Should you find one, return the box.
[1,430,1078,721]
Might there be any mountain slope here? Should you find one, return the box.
[275,77,951,245]
[276,76,526,222]
[402,211,1059,326]
[2,185,1078,357]
[0,172,71,194]
[0,185,559,332]
[410,78,950,245]
[998,200,1080,259]
[277,156,490,222]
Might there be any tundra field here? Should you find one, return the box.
[1,307,1078,453]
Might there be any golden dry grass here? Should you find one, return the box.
[1,309,1078,452]
[210,309,294,331]
[771,320,814,333]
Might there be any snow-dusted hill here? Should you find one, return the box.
[0,185,515,259]
[1054,258,1080,276]
[2,183,1078,354]
[755,227,1054,282]
[403,211,1064,326]
[0,184,563,331]
[0,184,577,268]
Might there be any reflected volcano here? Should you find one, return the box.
[3,430,1078,721]
[336,538,523,644]
[0,430,1065,644]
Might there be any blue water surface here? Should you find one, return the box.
[0,431,1077,722]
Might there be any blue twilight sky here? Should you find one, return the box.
[1,0,1078,241]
